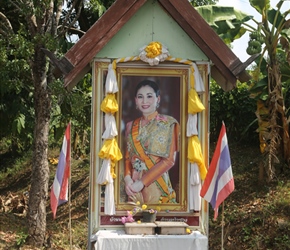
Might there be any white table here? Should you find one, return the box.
[92,230,208,250]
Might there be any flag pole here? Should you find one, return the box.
[69,122,72,250]
[221,201,225,250]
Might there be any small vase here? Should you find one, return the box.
[142,211,157,222]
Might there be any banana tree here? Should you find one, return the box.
[196,0,290,180]
[195,5,254,44]
[246,0,290,180]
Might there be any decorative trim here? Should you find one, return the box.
[97,42,207,215]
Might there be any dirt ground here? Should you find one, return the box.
[1,143,290,249]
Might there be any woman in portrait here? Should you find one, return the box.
[124,79,180,204]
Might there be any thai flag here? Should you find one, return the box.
[200,122,234,219]
[50,123,71,219]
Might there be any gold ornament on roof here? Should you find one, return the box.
[139,41,170,66]
[145,41,162,58]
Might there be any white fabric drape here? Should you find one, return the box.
[105,64,119,93]
[193,63,205,93]
[93,230,208,250]
[189,163,201,211]
[186,114,198,137]
[97,159,112,185]
[187,62,205,212]
[97,62,120,215]
[102,114,118,139]
[96,159,115,215]
[105,181,115,215]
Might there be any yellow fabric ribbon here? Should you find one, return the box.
[187,135,207,180]
[101,93,119,113]
[190,66,195,89]
[98,138,123,162]
[188,88,205,114]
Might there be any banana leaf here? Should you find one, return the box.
[250,76,267,90]
[249,0,270,14]
[267,8,285,29]
[280,60,290,84]
[249,77,268,100]
[195,5,253,44]
[281,28,290,38]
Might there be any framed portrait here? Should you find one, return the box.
[91,60,209,231]
[116,64,187,210]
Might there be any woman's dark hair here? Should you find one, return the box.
[134,79,160,97]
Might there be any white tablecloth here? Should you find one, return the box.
[93,230,208,250]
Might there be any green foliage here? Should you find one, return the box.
[249,51,290,102]
[250,0,270,14]
[0,1,96,156]
[84,0,107,17]
[16,231,28,246]
[210,81,257,144]
[189,0,218,7]
[195,6,253,44]
[0,150,31,177]
[48,75,92,158]
[66,0,115,34]
[0,30,35,153]
[199,0,290,174]
[0,0,109,247]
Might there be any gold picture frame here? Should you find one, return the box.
[115,64,188,212]
[91,60,209,230]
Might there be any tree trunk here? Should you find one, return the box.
[27,46,51,247]
[266,58,289,179]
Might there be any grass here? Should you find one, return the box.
[0,143,290,249]
[0,148,90,249]
[208,143,290,250]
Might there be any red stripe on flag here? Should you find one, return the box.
[50,123,71,219]
[200,124,225,198]
[200,122,234,220]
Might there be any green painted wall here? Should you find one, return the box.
[96,0,208,61]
